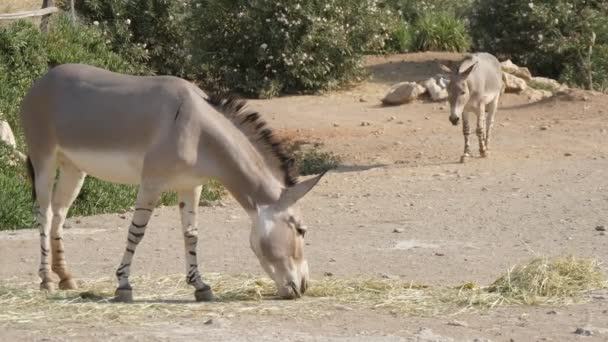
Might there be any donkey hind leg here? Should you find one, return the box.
[178,186,215,302]
[114,184,162,303]
[485,95,500,153]
[476,103,488,157]
[51,159,86,290]
[33,156,57,291]
[460,111,472,163]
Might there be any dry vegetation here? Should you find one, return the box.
[0,0,42,14]
[0,256,604,327]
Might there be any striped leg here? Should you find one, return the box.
[51,161,86,290]
[178,186,215,302]
[114,185,161,303]
[460,111,471,163]
[476,103,488,157]
[34,159,57,292]
[485,95,500,154]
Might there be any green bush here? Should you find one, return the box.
[189,0,400,97]
[73,0,191,78]
[386,0,473,23]
[0,144,34,229]
[410,11,471,52]
[470,0,608,90]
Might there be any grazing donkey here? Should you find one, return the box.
[440,53,504,163]
[20,64,326,302]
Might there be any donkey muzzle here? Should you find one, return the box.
[449,116,460,126]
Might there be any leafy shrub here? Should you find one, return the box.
[384,21,413,53]
[0,144,34,229]
[470,0,608,90]
[386,0,473,23]
[410,11,471,52]
[73,0,191,78]
[188,0,400,97]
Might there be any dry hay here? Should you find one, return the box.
[0,256,605,327]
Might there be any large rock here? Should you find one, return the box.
[523,88,553,102]
[503,72,527,93]
[530,77,566,91]
[501,60,532,81]
[0,120,16,148]
[382,82,425,105]
[421,77,448,101]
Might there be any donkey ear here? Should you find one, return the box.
[459,61,478,78]
[279,171,327,207]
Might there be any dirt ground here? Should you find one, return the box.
[2,52,608,341]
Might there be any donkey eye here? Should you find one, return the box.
[295,226,307,237]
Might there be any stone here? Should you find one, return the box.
[0,120,16,148]
[422,77,448,101]
[524,88,553,102]
[530,77,565,91]
[595,225,606,231]
[501,59,532,81]
[381,82,425,105]
[574,327,593,336]
[503,72,528,93]
[447,320,468,327]
[393,228,404,233]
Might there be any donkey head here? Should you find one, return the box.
[440,61,478,126]
[249,172,325,299]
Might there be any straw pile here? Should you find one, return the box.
[0,256,605,327]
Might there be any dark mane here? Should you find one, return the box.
[205,95,298,187]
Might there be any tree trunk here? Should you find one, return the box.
[40,0,55,33]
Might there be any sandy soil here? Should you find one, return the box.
[1,52,608,341]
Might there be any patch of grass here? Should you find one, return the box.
[411,11,471,53]
[487,256,605,305]
[287,142,341,176]
[0,256,603,326]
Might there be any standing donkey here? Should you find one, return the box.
[440,53,504,163]
[20,64,326,302]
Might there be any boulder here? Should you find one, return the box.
[530,76,566,91]
[523,88,553,102]
[503,72,527,93]
[501,59,532,81]
[0,120,16,148]
[382,82,425,105]
[421,77,448,101]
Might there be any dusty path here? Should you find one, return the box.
[1,53,608,341]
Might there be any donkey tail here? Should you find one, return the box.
[25,156,37,202]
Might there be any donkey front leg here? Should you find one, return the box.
[178,186,215,302]
[460,111,472,163]
[476,103,488,157]
[114,185,161,303]
[485,95,500,153]
[50,161,86,290]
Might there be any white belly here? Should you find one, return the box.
[60,148,143,185]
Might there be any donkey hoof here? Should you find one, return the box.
[460,155,469,163]
[40,281,56,292]
[194,288,216,302]
[114,288,134,303]
[480,150,489,158]
[59,278,78,290]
